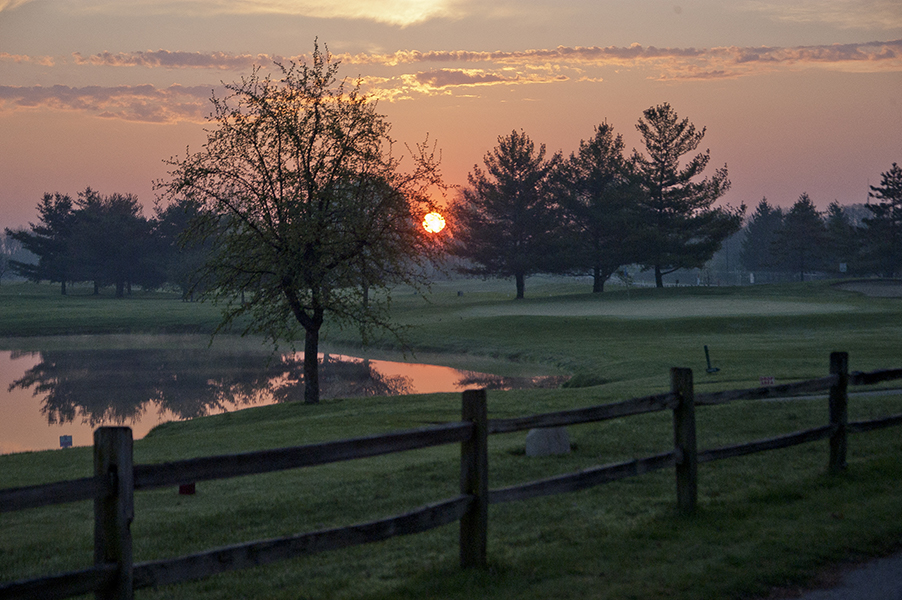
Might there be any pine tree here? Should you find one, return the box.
[632,103,743,287]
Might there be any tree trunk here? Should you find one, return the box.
[283,286,324,405]
[592,266,604,293]
[94,281,100,295]
[61,280,67,295]
[116,280,125,298]
[515,273,525,299]
[303,319,322,404]
[655,265,664,288]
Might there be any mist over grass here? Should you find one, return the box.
[0,277,900,599]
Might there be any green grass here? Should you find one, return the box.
[1,277,901,599]
[0,282,224,337]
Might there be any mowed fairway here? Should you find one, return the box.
[462,295,857,319]
[1,279,901,600]
[351,278,902,395]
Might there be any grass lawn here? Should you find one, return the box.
[1,277,901,599]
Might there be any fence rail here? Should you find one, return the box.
[488,450,678,504]
[1,352,901,600]
[0,475,105,513]
[487,392,678,434]
[694,375,837,406]
[132,495,473,590]
[132,421,473,490]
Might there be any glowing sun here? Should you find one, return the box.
[422,211,446,233]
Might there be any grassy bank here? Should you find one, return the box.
[1,278,901,599]
[0,282,224,337]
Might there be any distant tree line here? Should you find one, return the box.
[448,105,901,295]
[449,103,744,297]
[738,163,902,281]
[3,189,206,297]
[4,111,899,301]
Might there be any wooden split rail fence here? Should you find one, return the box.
[2,351,901,600]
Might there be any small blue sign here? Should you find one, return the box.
[60,435,73,448]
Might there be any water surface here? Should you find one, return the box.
[1,336,564,454]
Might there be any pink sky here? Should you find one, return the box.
[1,0,900,228]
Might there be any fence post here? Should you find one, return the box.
[829,352,849,475]
[460,388,488,569]
[94,427,134,600]
[671,368,697,514]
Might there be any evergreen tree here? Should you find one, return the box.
[824,202,858,275]
[632,103,743,287]
[740,198,784,274]
[0,232,24,284]
[70,188,154,297]
[153,197,211,300]
[772,193,826,282]
[558,123,641,292]
[450,129,562,299]
[4,193,75,294]
[861,163,902,277]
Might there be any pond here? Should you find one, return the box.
[0,336,565,454]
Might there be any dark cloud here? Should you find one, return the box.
[349,40,902,69]
[414,69,509,87]
[9,40,899,74]
[72,50,274,70]
[0,83,215,122]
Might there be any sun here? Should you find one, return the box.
[422,211,446,233]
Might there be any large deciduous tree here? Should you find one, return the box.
[159,44,443,404]
[632,103,743,287]
[559,123,641,292]
[450,129,562,299]
[861,162,902,277]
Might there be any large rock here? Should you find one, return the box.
[525,427,571,457]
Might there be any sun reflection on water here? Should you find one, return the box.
[1,344,565,454]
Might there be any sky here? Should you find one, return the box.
[1,0,900,229]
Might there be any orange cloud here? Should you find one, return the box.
[412,68,568,88]
[2,40,899,120]
[40,40,901,76]
[0,0,33,12]
[340,40,902,69]
[0,52,54,66]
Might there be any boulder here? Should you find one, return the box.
[525,427,571,457]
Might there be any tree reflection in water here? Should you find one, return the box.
[454,372,568,391]
[9,349,414,428]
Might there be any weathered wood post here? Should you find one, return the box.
[671,368,697,514]
[828,352,849,475]
[460,388,488,568]
[94,427,134,600]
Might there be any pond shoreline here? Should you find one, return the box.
[0,334,567,454]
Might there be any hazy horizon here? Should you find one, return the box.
[1,0,900,228]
